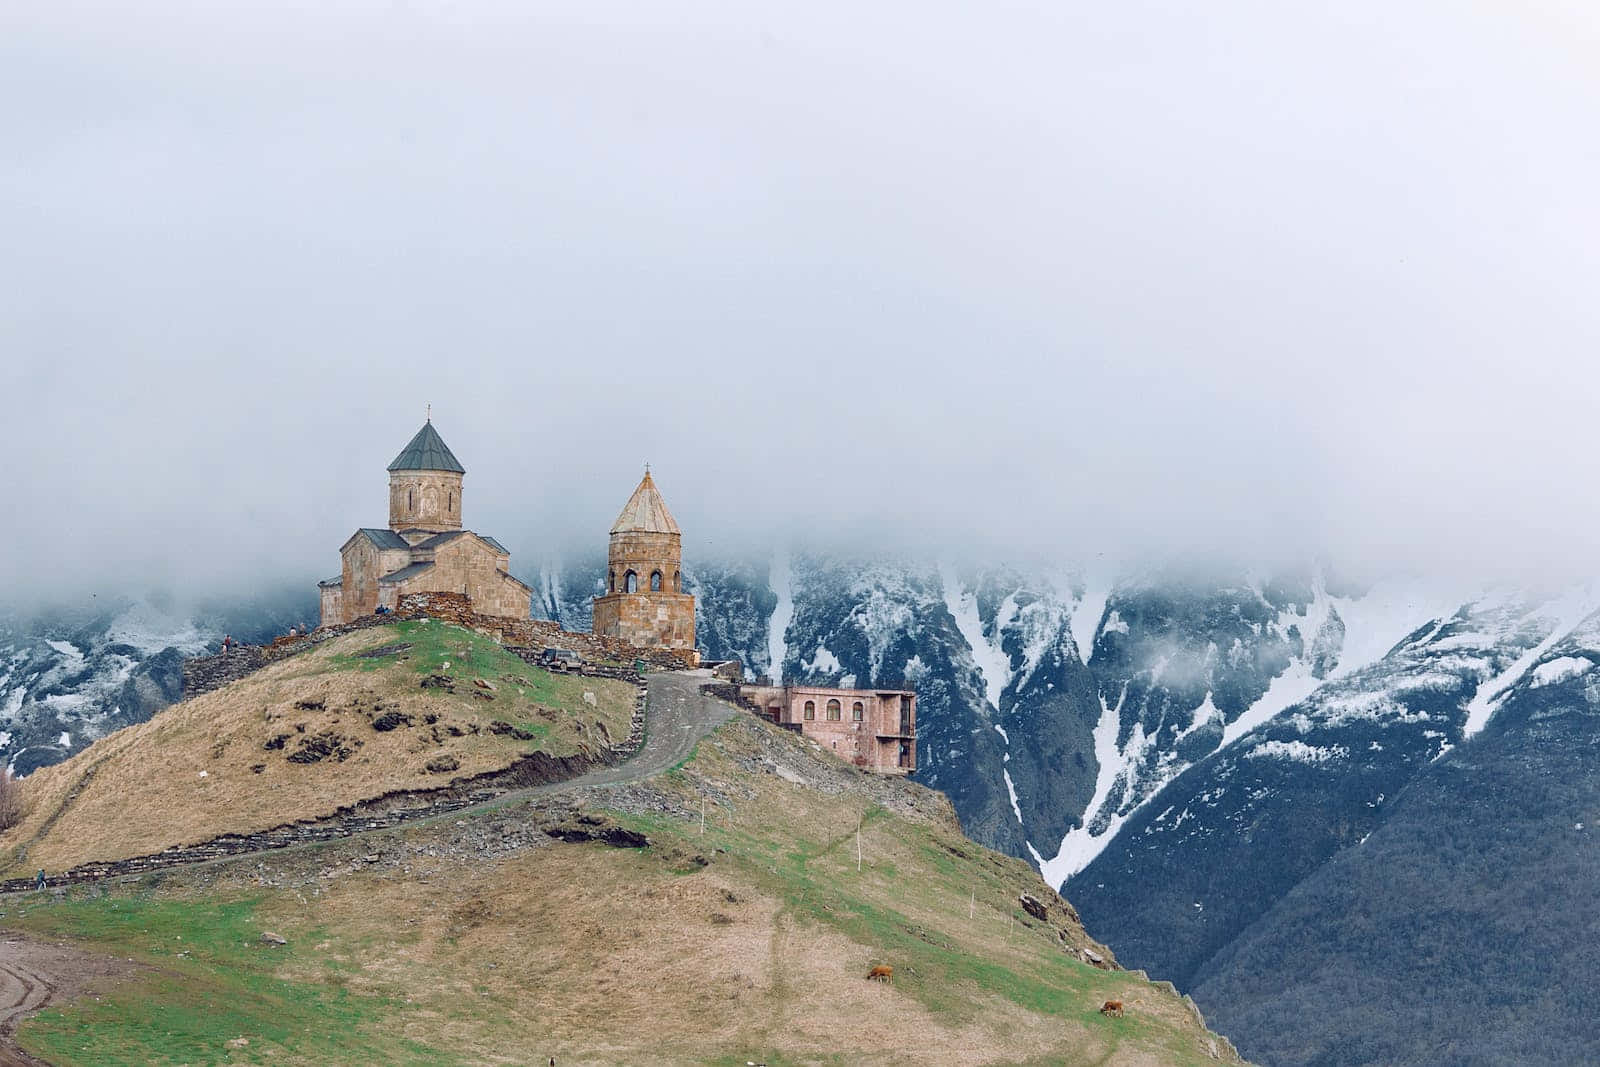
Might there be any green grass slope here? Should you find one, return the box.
[2,709,1242,1066]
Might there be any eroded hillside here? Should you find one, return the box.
[0,620,636,877]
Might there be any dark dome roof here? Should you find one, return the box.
[387,421,465,474]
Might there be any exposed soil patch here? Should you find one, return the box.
[0,932,142,1066]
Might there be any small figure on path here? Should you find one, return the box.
[34,869,45,892]
[222,634,233,653]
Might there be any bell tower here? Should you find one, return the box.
[592,468,696,653]
[386,418,465,534]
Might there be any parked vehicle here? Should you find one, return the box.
[537,647,583,673]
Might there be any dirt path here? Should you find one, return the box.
[0,936,141,1067]
[528,671,737,792]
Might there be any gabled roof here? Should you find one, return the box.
[387,420,465,474]
[411,530,467,550]
[378,561,436,585]
[343,527,411,552]
[318,576,343,588]
[611,470,681,535]
[410,529,511,557]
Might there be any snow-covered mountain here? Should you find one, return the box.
[530,551,1481,873]
[0,592,312,776]
[1170,593,1600,1065]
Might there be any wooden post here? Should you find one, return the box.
[700,798,706,835]
[856,814,863,872]
[969,888,975,921]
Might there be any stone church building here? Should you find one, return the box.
[317,420,531,627]
[592,469,696,654]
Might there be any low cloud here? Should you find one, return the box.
[6,2,1599,605]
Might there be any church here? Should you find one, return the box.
[317,420,532,627]
[591,469,697,653]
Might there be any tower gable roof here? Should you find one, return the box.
[387,421,465,474]
[611,470,681,535]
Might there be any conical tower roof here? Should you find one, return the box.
[387,420,465,473]
[611,469,681,535]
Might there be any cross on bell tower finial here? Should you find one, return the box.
[426,403,431,423]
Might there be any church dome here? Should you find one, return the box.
[388,420,465,474]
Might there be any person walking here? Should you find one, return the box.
[34,869,45,892]
[222,635,233,653]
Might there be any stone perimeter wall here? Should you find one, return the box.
[183,592,696,699]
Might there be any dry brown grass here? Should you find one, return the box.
[0,622,634,877]
[0,770,23,831]
[172,716,1240,1066]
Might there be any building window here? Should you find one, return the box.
[804,701,815,720]
[625,571,638,593]
[672,569,681,591]
[852,701,864,721]
[826,699,841,721]
[408,489,414,510]
[650,571,662,591]
[448,492,454,512]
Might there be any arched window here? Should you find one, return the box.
[650,571,662,591]
[408,489,414,510]
[608,570,616,593]
[803,700,815,721]
[826,699,841,721]
[852,701,864,721]
[624,571,638,593]
[672,570,681,591]
[448,492,454,512]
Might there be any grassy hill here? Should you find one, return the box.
[0,620,636,877]
[0,633,1243,1065]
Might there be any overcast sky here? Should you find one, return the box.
[5,2,1599,603]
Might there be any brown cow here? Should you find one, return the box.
[1100,1000,1124,1018]
[867,965,894,983]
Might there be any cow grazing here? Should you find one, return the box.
[1100,1000,1124,1018]
[867,965,894,983]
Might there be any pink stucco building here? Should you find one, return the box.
[740,684,916,774]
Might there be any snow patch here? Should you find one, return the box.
[1178,692,1222,741]
[939,562,1011,710]
[803,643,842,675]
[1035,691,1145,886]
[766,547,795,682]
[1245,740,1348,764]
[106,601,213,656]
[45,640,83,666]
[1002,770,1024,824]
[1530,656,1594,688]
[1464,584,1600,737]
[57,732,70,747]
[1070,585,1110,664]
